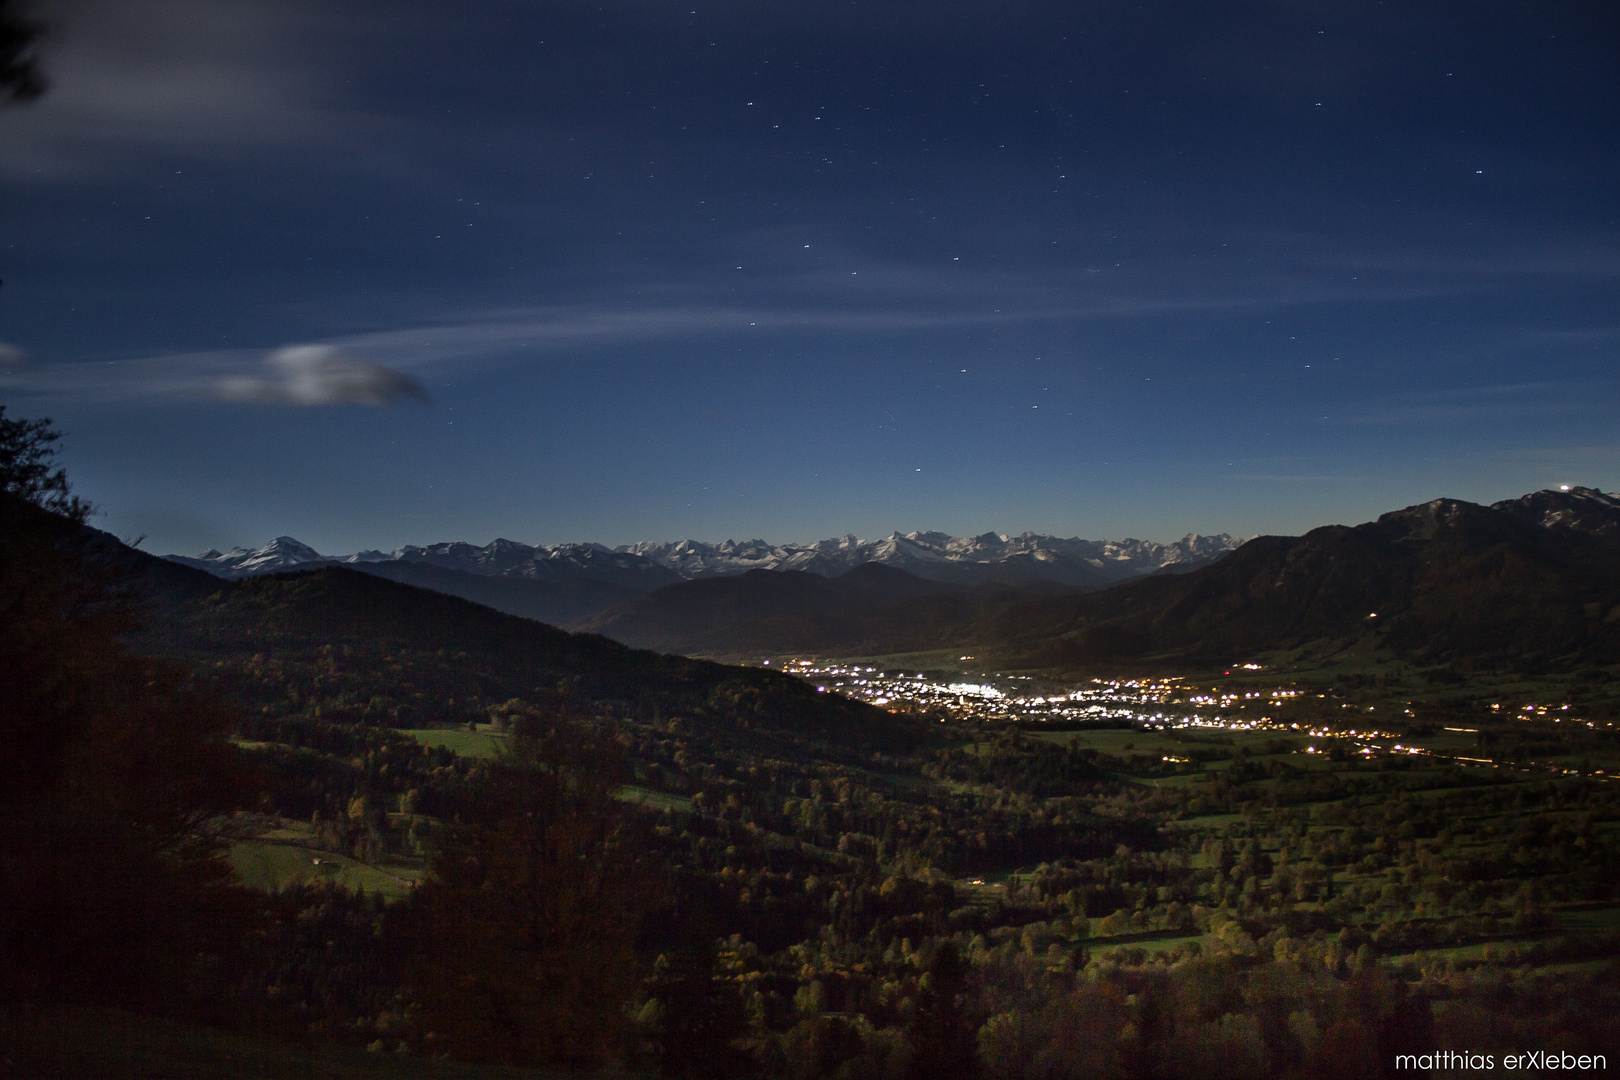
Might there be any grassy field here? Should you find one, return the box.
[402,728,696,812]
[228,840,422,900]
[1091,930,1212,957]
[401,726,508,759]
[616,784,696,813]
[227,818,422,900]
[224,745,698,897]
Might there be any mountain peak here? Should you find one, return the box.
[167,528,1247,590]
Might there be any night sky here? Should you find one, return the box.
[1,0,1616,556]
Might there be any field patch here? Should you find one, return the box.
[229,840,421,900]
[401,726,508,758]
[616,784,695,813]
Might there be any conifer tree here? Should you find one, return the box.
[404,714,653,1067]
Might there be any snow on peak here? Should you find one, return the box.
[166,528,1246,589]
[167,535,332,577]
[613,530,1244,585]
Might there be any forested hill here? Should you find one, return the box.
[115,548,922,755]
[963,489,1620,673]
[579,561,1012,656]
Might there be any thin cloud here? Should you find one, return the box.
[1526,326,1620,344]
[1224,474,1367,483]
[1307,244,1620,280]
[1337,382,1601,426]
[0,342,26,366]
[212,346,428,406]
[0,0,367,180]
[0,239,1571,406]
[0,275,1483,405]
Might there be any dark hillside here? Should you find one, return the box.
[966,491,1620,673]
[580,562,1024,656]
[124,561,921,754]
[344,559,639,629]
[579,489,1620,675]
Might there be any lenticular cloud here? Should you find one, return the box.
[214,345,428,406]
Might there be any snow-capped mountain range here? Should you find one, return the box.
[621,532,1242,587]
[158,488,1620,640]
[166,529,1245,592]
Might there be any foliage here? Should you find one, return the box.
[644,931,754,1079]
[0,405,90,522]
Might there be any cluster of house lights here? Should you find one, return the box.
[778,658,1613,777]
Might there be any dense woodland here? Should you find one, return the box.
[4,413,1620,1078]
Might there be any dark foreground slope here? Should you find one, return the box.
[967,488,1620,673]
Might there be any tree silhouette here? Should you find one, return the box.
[0,411,260,1003]
[906,941,979,1080]
[404,716,654,1068]
[0,406,89,521]
[0,0,45,104]
[645,910,752,1080]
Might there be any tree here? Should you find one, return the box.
[0,410,260,1003]
[404,716,654,1068]
[645,929,753,1080]
[906,941,979,1080]
[0,0,46,104]
[1,410,104,805]
[0,406,92,521]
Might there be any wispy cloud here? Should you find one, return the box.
[0,262,1514,404]
[0,341,429,405]
[1337,381,1602,426]
[1224,474,1367,483]
[1524,326,1620,344]
[1312,248,1620,280]
[211,346,428,406]
[0,225,1594,407]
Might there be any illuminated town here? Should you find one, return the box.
[775,658,1611,778]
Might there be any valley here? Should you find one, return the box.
[9,480,1620,1077]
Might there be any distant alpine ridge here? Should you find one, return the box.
[166,529,1244,592]
[582,485,1620,662]
[622,532,1240,588]
[160,486,1620,662]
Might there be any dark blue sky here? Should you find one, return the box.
[2,0,1616,555]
